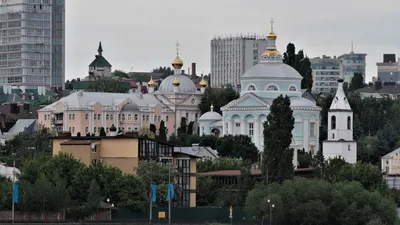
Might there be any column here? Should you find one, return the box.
[102,110,105,128]
[222,120,226,136]
[254,119,260,150]
[240,120,246,135]
[303,119,309,152]
[115,111,119,131]
[227,119,233,134]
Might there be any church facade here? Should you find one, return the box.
[218,22,322,155]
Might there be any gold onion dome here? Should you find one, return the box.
[267,32,277,40]
[199,78,207,87]
[148,76,155,87]
[172,55,183,69]
[261,49,281,58]
[172,75,180,86]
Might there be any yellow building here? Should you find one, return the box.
[51,132,198,207]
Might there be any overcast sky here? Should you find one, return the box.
[66,0,400,82]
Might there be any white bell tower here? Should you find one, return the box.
[323,78,357,163]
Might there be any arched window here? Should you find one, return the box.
[134,114,138,120]
[331,115,336,129]
[93,114,97,120]
[146,115,149,121]
[267,85,278,91]
[44,115,47,120]
[110,114,114,120]
[289,86,297,91]
[128,114,132,120]
[122,114,125,120]
[106,114,109,120]
[247,85,256,91]
[347,116,351,130]
[97,114,100,120]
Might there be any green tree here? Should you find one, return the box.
[149,124,157,134]
[112,69,129,79]
[0,177,11,210]
[88,76,129,93]
[216,135,259,163]
[199,135,218,149]
[283,43,313,90]
[152,66,174,79]
[158,120,167,142]
[138,127,156,139]
[350,72,365,90]
[199,85,239,115]
[116,174,147,210]
[196,175,218,206]
[187,121,194,135]
[337,162,385,191]
[177,117,187,135]
[262,95,295,183]
[196,157,250,173]
[83,179,101,215]
[99,127,106,136]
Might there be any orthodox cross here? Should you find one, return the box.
[175,41,180,55]
[270,18,274,32]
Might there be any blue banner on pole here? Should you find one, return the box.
[151,184,157,202]
[166,184,175,201]
[13,183,18,203]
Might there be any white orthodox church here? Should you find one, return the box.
[322,78,357,163]
[199,21,322,168]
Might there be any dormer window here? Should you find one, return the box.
[247,85,256,91]
[267,85,278,91]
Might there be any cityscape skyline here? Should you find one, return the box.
[66,0,400,82]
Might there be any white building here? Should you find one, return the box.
[0,162,20,181]
[198,104,223,136]
[0,1,65,88]
[210,36,268,88]
[88,42,112,79]
[322,78,357,163]
[310,55,340,94]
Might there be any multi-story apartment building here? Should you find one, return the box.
[52,133,198,207]
[210,35,268,88]
[338,51,367,83]
[310,55,341,94]
[0,0,65,88]
[376,54,400,83]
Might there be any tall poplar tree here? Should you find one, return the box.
[262,95,295,183]
[158,120,167,142]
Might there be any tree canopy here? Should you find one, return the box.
[199,85,239,115]
[216,135,259,163]
[283,43,313,90]
[262,95,295,182]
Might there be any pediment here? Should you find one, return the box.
[178,95,201,105]
[223,93,269,109]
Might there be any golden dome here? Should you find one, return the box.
[172,55,183,69]
[148,76,155,87]
[199,78,207,87]
[172,75,180,86]
[267,32,277,40]
[261,49,281,58]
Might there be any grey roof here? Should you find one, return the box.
[157,74,197,94]
[174,145,218,158]
[355,84,400,95]
[199,111,222,121]
[39,91,162,111]
[121,102,140,111]
[8,119,37,134]
[241,61,302,80]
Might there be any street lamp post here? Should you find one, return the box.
[158,156,173,225]
[107,198,114,221]
[267,199,275,225]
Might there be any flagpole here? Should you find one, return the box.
[168,158,171,225]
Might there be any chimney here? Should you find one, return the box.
[191,63,196,77]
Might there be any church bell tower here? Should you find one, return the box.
[323,78,357,163]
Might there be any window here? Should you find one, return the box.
[134,114,138,120]
[92,146,97,153]
[347,116,351,130]
[236,123,240,127]
[94,114,97,120]
[142,115,145,121]
[85,114,88,120]
[146,115,149,121]
[166,116,169,121]
[85,127,88,133]
[122,114,125,120]
[118,114,121,121]
[110,114,114,120]
[348,144,351,151]
[72,114,75,120]
[98,127,101,133]
[69,114,71,120]
[106,127,109,133]
[332,133,335,139]
[248,122,254,135]
[267,85,278,91]
[289,86,297,91]
[128,114,132,120]
[44,115,47,120]
[331,116,336,129]
[310,122,315,137]
[94,127,97,133]
[247,85,256,91]
[106,114,109,120]
[97,114,100,120]
[72,127,75,133]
